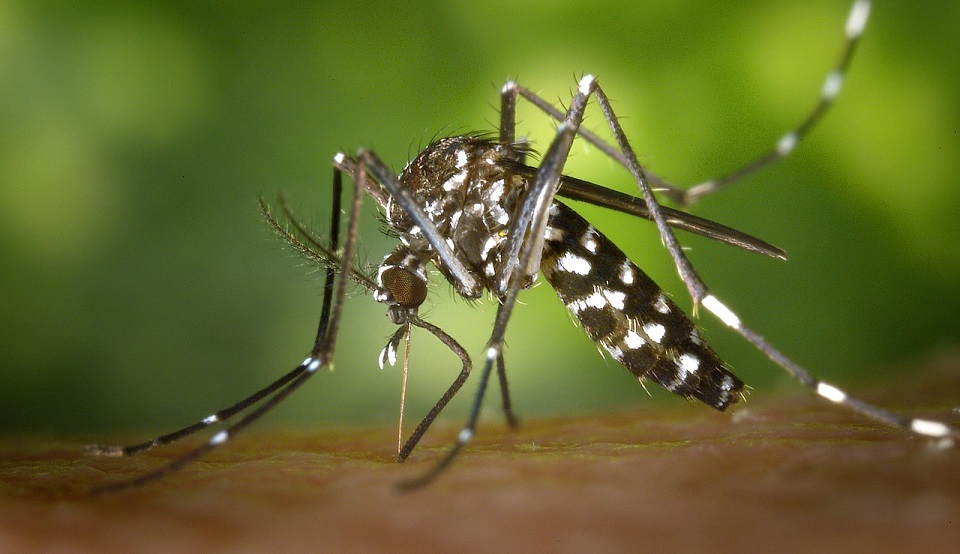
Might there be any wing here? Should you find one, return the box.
[504,160,786,259]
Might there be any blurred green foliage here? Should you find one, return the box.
[1,1,958,435]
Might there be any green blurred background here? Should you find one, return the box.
[2,1,958,437]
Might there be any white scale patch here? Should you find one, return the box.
[653,293,670,314]
[816,382,846,403]
[556,251,592,275]
[584,291,607,309]
[488,179,505,202]
[702,295,741,329]
[442,170,468,191]
[580,226,598,253]
[545,226,564,242]
[379,342,398,369]
[821,70,843,100]
[623,329,645,350]
[619,260,634,285]
[677,353,700,377]
[602,288,626,310]
[375,262,395,287]
[911,419,950,438]
[481,235,500,261]
[716,375,737,404]
[455,148,469,168]
[642,322,666,344]
[847,0,871,38]
[578,74,595,95]
[567,291,607,314]
[488,202,510,226]
[776,132,798,156]
[303,356,321,372]
[606,345,624,361]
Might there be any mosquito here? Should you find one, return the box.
[87,0,957,494]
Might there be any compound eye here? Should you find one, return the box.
[380,266,427,309]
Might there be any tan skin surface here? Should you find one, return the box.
[3,355,959,554]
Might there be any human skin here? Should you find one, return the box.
[2,354,959,554]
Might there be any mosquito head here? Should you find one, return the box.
[374,246,430,325]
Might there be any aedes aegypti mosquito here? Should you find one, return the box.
[88,0,959,493]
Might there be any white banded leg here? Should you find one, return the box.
[83,363,311,459]
[271,191,481,464]
[584,60,959,446]
[702,295,958,444]
[88,150,369,494]
[678,0,872,206]
[502,0,873,208]
[401,75,602,488]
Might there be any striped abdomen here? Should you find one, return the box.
[541,201,743,410]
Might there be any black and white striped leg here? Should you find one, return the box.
[88,157,368,494]
[503,0,873,208]
[397,305,509,490]
[714,306,959,444]
[83,364,310,459]
[85,172,354,463]
[587,53,958,446]
[268,185,480,465]
[401,75,601,488]
[356,150,482,299]
[395,338,518,489]
[675,0,872,206]
[395,316,472,462]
